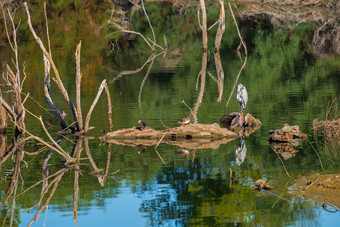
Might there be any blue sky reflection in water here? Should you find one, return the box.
[0,1,340,226]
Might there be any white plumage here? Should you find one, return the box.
[236,83,248,112]
[235,137,247,166]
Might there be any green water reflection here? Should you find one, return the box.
[0,1,339,226]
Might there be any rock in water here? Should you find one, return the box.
[268,124,307,142]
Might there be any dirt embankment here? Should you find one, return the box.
[237,0,340,55]
[291,173,340,209]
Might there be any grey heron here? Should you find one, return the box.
[235,137,246,166]
[236,83,248,112]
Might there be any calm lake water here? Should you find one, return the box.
[0,2,339,226]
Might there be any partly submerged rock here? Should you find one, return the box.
[255,179,273,190]
[268,124,307,142]
[220,112,262,136]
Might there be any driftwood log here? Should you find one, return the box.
[101,123,239,149]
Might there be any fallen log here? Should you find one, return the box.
[103,137,237,150]
[100,123,239,149]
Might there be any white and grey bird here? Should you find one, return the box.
[235,137,247,166]
[236,83,248,112]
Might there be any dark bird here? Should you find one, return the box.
[235,137,247,166]
[177,116,190,125]
[137,145,146,155]
[236,83,248,112]
[137,120,147,131]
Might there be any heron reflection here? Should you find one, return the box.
[235,137,247,166]
[236,83,248,112]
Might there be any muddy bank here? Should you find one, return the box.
[291,173,340,208]
[237,1,340,55]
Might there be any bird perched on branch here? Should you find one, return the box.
[177,116,190,125]
[236,83,248,112]
[137,120,147,131]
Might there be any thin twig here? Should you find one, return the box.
[225,3,248,109]
[154,133,167,164]
[306,174,320,189]
[138,58,154,109]
[141,0,156,48]
[199,0,208,51]
[208,19,221,31]
[15,168,66,199]
[43,1,52,56]
[308,140,325,172]
[271,146,292,179]
[84,80,107,133]
[182,100,194,121]
[104,83,113,131]
[111,30,155,51]
[24,109,71,160]
[159,119,171,129]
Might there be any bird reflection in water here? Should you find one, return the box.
[236,83,248,112]
[176,148,190,157]
[137,145,146,155]
[235,137,247,166]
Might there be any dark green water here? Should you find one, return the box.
[0,2,339,226]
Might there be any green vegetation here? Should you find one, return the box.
[0,1,339,226]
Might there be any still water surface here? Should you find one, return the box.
[0,2,339,226]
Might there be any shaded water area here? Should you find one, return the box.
[0,1,340,226]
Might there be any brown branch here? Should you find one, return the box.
[110,52,163,83]
[28,171,65,227]
[85,137,104,186]
[199,0,208,51]
[104,83,113,131]
[141,0,156,48]
[75,41,83,131]
[6,65,25,135]
[84,80,107,133]
[138,58,154,109]
[192,52,207,123]
[43,2,52,56]
[23,2,79,129]
[214,52,224,102]
[214,0,225,51]
[112,30,155,51]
